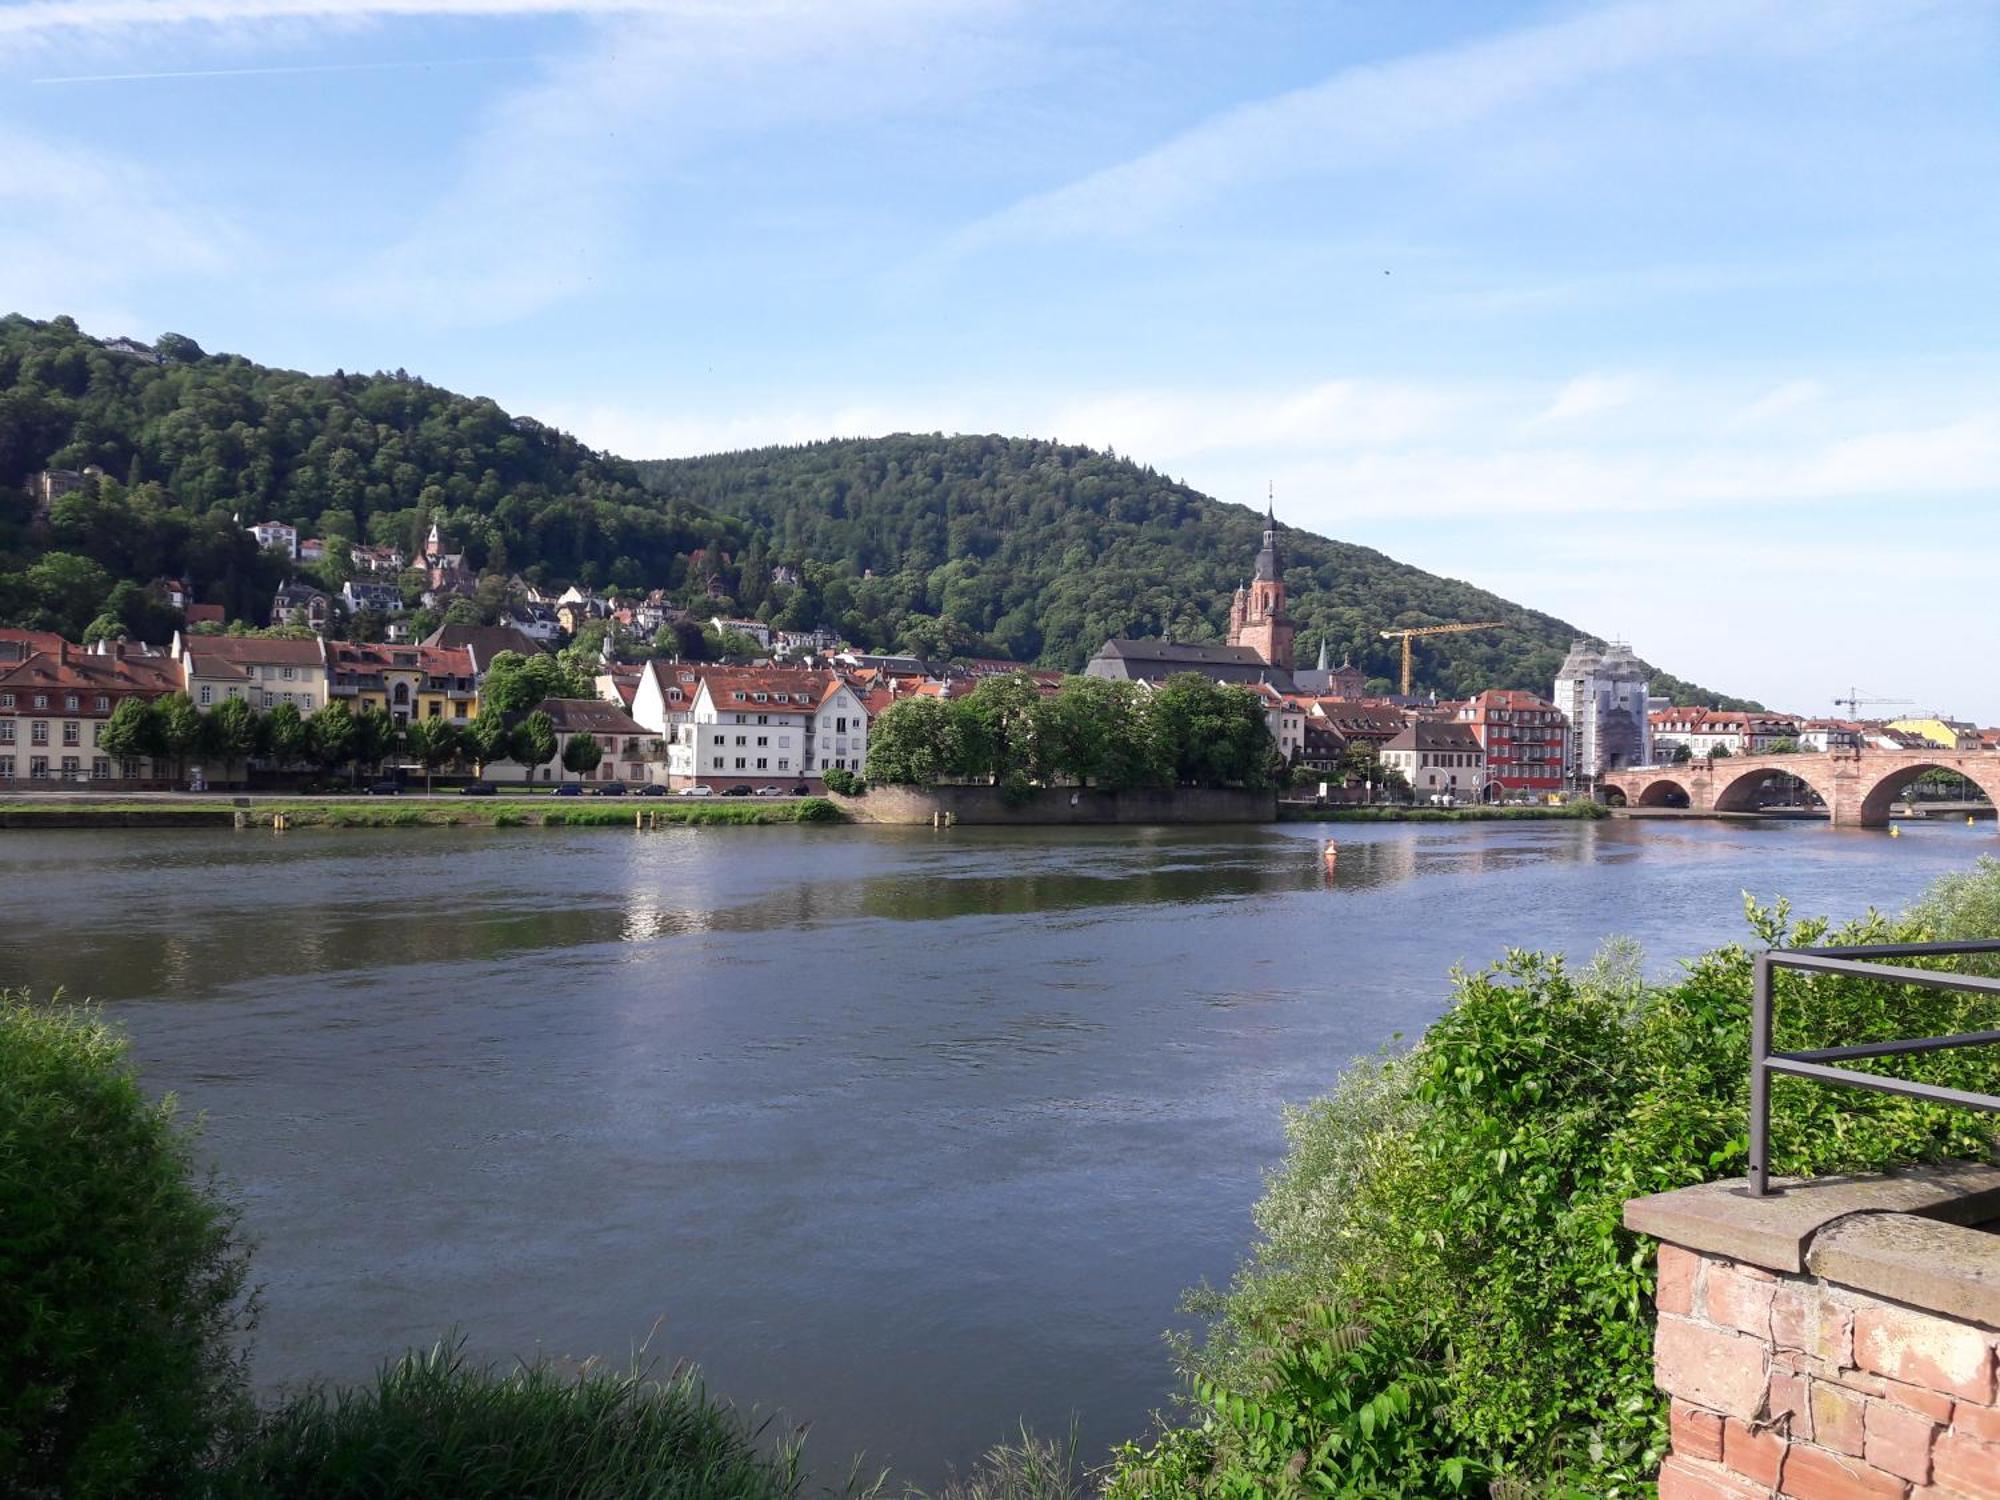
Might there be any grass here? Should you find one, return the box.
[0,797,847,829]
[1278,802,1608,823]
[209,1338,864,1500]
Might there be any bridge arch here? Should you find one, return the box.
[1711,761,1834,815]
[1635,778,1692,809]
[1858,758,2000,827]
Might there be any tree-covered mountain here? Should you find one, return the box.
[639,437,1754,706]
[0,314,1752,705]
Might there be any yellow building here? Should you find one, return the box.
[326,642,479,726]
[1885,716,1980,751]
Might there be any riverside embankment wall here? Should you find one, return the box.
[831,785,1276,825]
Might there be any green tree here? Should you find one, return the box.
[260,700,307,765]
[307,702,357,777]
[463,711,513,776]
[0,992,253,1499]
[200,695,260,771]
[961,673,1045,783]
[403,717,461,795]
[864,696,967,786]
[510,711,557,772]
[154,693,204,784]
[1766,737,1800,754]
[96,696,162,768]
[350,707,394,781]
[1145,674,1276,789]
[478,651,590,714]
[561,732,603,779]
[1035,675,1161,789]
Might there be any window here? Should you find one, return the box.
[756,757,767,770]
[756,735,768,747]
[33,694,47,709]
[282,667,295,680]
[734,734,746,746]
[734,757,746,770]
[92,757,110,779]
[712,756,724,769]
[778,735,790,748]
[777,758,789,770]
[0,723,11,744]
[122,758,141,779]
[756,713,769,724]
[0,694,9,707]
[62,722,78,746]
[30,756,48,779]
[199,685,212,705]
[0,757,10,778]
[30,721,47,746]
[64,694,79,710]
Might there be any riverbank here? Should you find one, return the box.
[1278,801,1608,823]
[0,797,842,829]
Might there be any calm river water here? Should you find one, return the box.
[2,816,1991,1480]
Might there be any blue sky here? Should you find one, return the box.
[4,0,1998,719]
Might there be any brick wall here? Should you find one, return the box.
[1654,1243,2000,1498]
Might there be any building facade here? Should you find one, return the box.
[1380,721,1485,800]
[0,644,181,784]
[326,641,478,726]
[1225,505,1295,672]
[1553,640,1652,781]
[1456,689,1564,797]
[174,634,329,715]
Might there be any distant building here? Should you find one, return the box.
[341,579,404,616]
[1381,721,1485,801]
[1225,504,1296,672]
[0,642,181,784]
[174,633,329,714]
[349,543,407,574]
[25,467,102,517]
[326,641,478,727]
[1293,639,1368,698]
[1799,719,1865,753]
[1885,716,1982,751]
[1553,640,1651,781]
[1085,639,1293,689]
[709,617,773,649]
[1456,689,1565,797]
[488,697,656,785]
[269,581,332,632]
[298,537,327,563]
[248,520,299,559]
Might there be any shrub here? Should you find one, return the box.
[821,768,864,797]
[211,1338,840,1500]
[0,991,253,1500]
[917,1426,1085,1500]
[793,797,843,823]
[1118,862,2000,1497]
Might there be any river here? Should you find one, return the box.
[1,816,1990,1481]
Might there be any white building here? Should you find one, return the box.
[248,520,298,559]
[1553,640,1651,781]
[663,668,870,788]
[709,617,773,650]
[1380,721,1485,800]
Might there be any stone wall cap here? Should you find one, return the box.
[1806,1212,2000,1328]
[1622,1162,2000,1272]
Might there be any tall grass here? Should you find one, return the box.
[211,1339,863,1500]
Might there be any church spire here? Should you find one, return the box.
[1316,637,1330,672]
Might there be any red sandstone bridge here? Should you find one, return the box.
[1601,749,2000,828]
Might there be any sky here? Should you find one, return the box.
[3,0,1997,720]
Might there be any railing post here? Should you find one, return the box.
[1750,952,1773,1196]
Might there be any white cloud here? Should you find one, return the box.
[960,0,1918,248]
[0,0,666,41]
[1727,378,1824,429]
[1530,373,1640,427]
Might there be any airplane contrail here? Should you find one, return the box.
[32,54,531,83]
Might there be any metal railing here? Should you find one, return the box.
[1750,940,2000,1195]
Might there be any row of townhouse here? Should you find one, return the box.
[0,640,182,784]
[1648,708,1805,758]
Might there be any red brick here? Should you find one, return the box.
[1658,1244,1700,1317]
[1779,1444,1908,1498]
[1660,1453,1780,1500]
[1711,1266,1781,1338]
[1675,1399,1727,1463]
[1659,1315,1771,1420]
[1814,1382,1869,1457]
[1771,1372,1814,1439]
[1932,1429,2000,1499]
[1953,1402,2000,1444]
[1865,1400,1937,1484]
[1726,1419,1788,1487]
[1775,1286,1819,1353]
[1882,1382,1958,1425]
[1855,1307,1995,1405]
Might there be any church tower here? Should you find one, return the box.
[1226,500,1295,671]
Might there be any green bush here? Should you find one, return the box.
[1117,860,2000,1497]
[821,768,864,797]
[211,1338,844,1500]
[793,797,843,823]
[0,991,254,1500]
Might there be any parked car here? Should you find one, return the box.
[754,785,782,797]
[594,783,627,797]
[458,782,497,797]
[723,784,752,797]
[365,780,401,796]
[636,784,668,797]
[553,783,582,797]
[678,786,714,797]
[792,783,809,796]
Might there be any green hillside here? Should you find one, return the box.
[640,437,1754,705]
[0,314,1752,704]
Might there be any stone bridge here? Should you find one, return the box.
[1601,749,2000,828]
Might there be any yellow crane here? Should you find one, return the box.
[1378,621,1504,697]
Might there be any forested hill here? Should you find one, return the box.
[639,437,1750,705]
[0,313,1749,704]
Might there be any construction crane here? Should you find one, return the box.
[1378,621,1504,697]
[1832,689,1914,718]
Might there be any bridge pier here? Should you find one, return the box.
[1605,750,2000,831]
